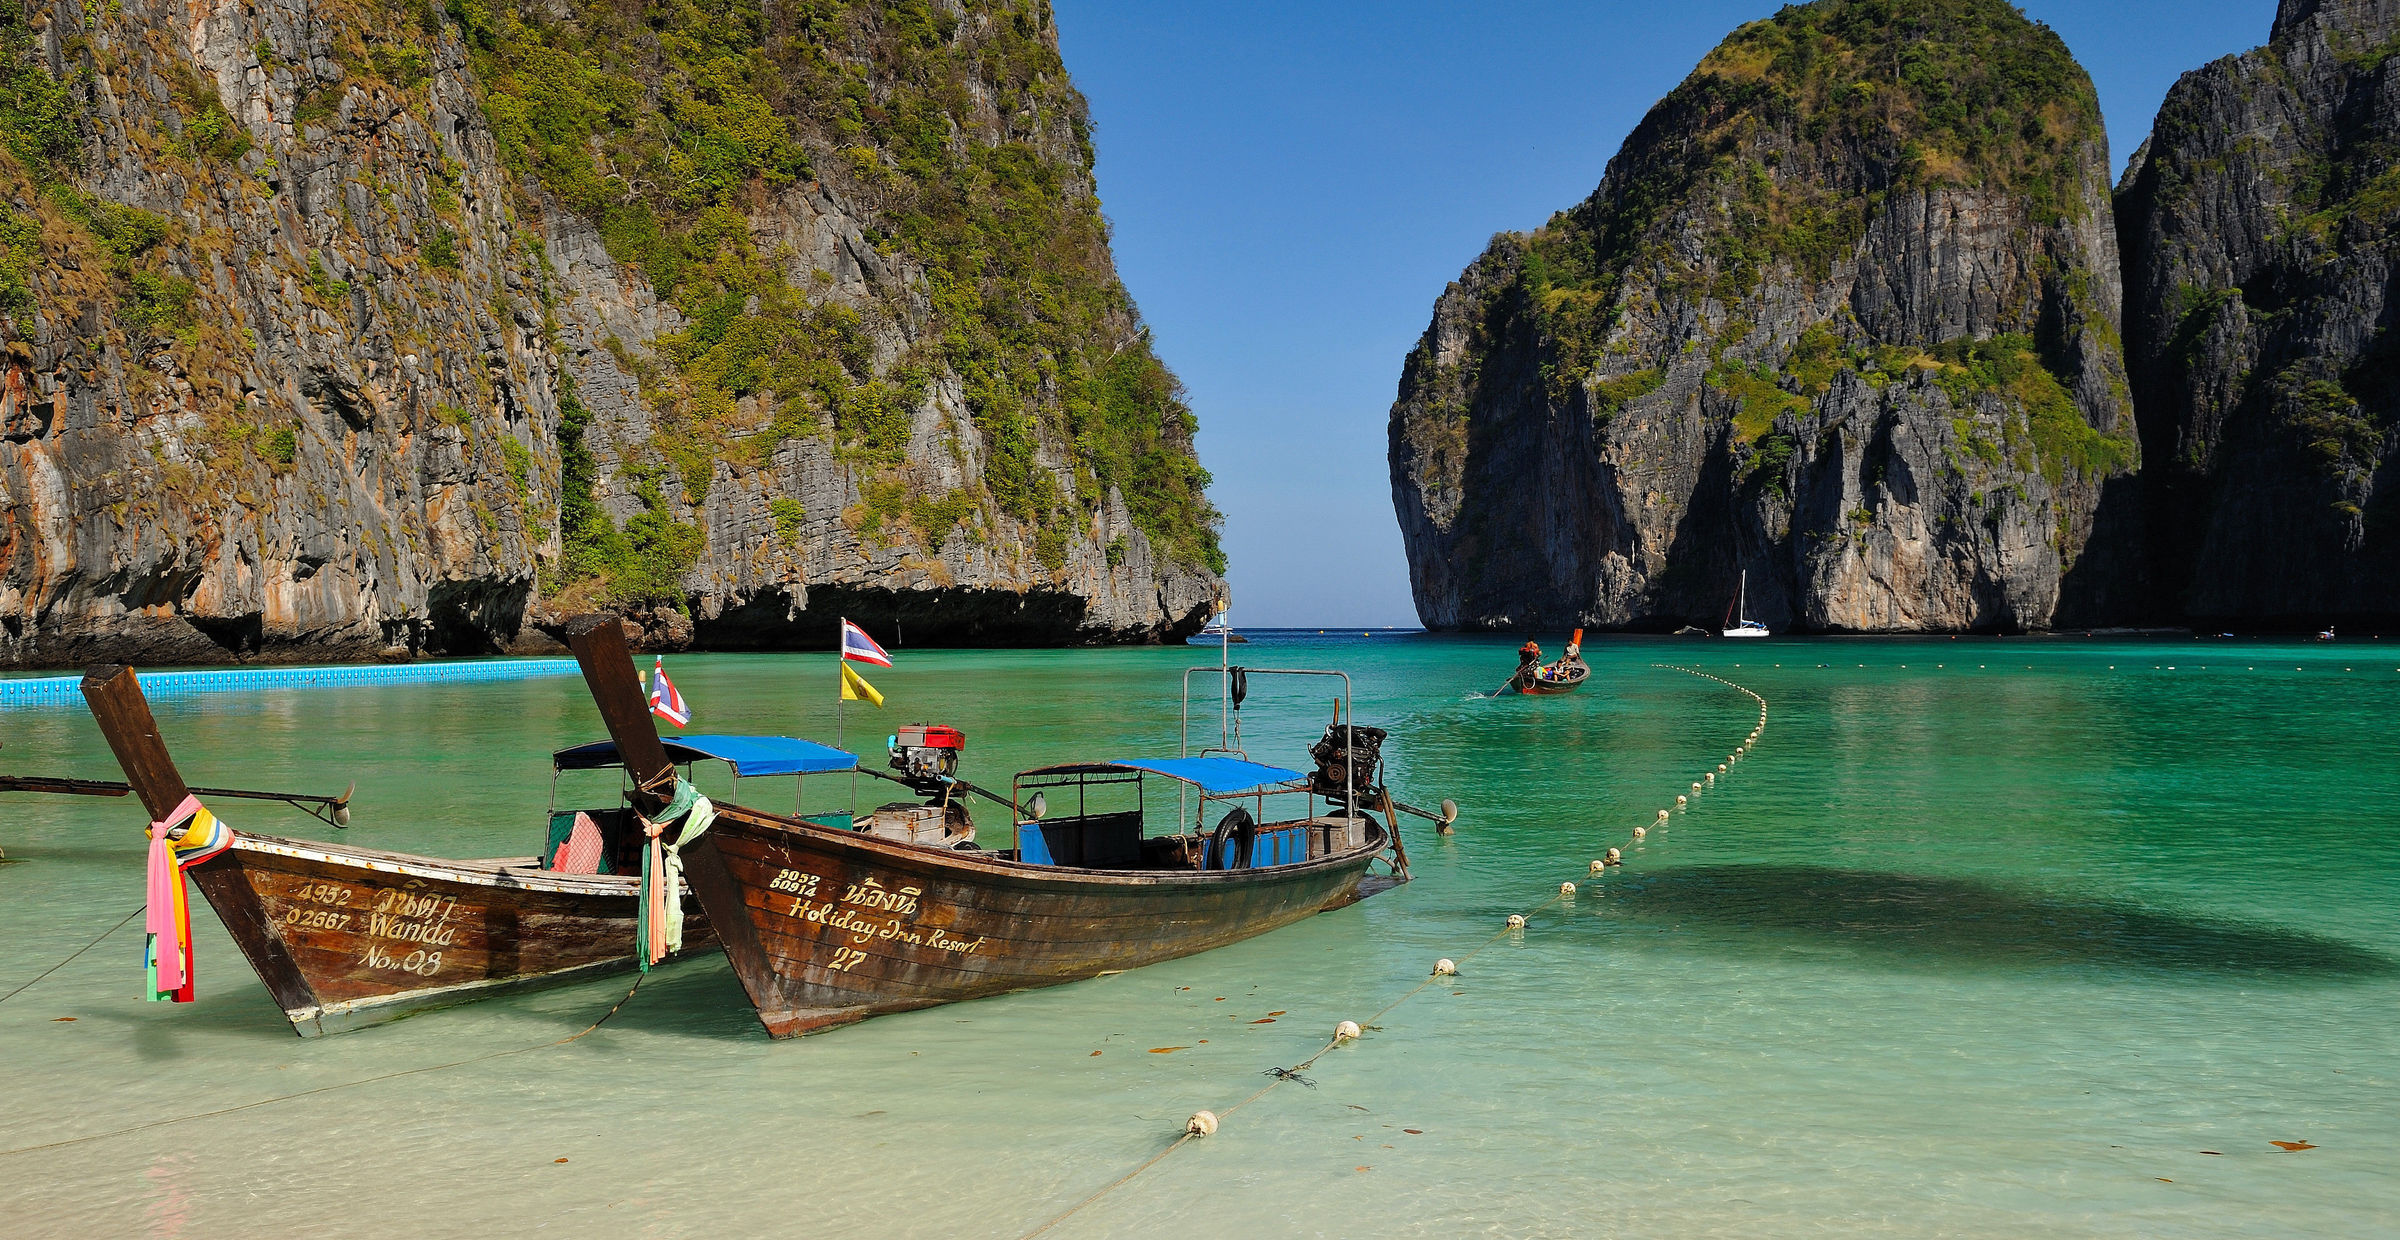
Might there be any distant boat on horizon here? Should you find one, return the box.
[1723,571,1770,638]
[1189,615,1248,644]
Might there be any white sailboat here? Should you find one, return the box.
[1722,570,1770,638]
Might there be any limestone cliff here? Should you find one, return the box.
[1389,0,2137,633]
[0,0,1219,667]
[2116,0,2400,626]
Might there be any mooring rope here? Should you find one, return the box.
[0,905,143,1008]
[1020,664,1767,1238]
[0,973,650,1158]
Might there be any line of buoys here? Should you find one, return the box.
[1021,665,1767,1239]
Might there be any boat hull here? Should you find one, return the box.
[190,833,714,1036]
[681,809,1387,1037]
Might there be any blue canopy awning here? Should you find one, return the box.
[1102,756,1304,794]
[553,734,857,777]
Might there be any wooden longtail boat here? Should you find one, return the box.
[1514,628,1589,695]
[78,664,718,1037]
[1520,659,1589,695]
[561,614,1444,1038]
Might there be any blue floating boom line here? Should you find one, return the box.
[0,658,581,709]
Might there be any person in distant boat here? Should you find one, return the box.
[1513,641,1542,692]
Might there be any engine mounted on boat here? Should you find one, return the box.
[888,724,965,792]
[1308,722,1387,801]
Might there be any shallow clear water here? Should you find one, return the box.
[3,634,2395,1237]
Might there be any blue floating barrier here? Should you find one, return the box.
[0,658,582,709]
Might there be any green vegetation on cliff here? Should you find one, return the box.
[1515,0,2101,388]
[458,0,1221,595]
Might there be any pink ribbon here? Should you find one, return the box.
[146,794,202,993]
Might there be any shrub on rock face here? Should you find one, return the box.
[1391,0,2136,634]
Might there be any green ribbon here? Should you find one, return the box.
[637,777,714,970]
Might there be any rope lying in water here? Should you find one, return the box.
[0,973,650,1158]
[1020,665,1767,1238]
[0,905,142,1008]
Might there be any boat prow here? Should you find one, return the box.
[564,614,1439,1038]
[78,663,715,1037]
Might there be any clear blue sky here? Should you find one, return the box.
[1053,0,2275,627]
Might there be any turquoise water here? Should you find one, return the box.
[3,634,2395,1236]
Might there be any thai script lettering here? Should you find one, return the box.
[364,887,461,947]
[839,876,921,916]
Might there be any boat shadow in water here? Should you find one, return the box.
[1606,865,2394,979]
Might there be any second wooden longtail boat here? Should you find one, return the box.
[561,614,1452,1038]
[1517,628,1590,695]
[78,664,719,1036]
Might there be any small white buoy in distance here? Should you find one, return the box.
[1657,809,1671,823]
[1507,913,1526,929]
[1561,881,1577,895]
[1589,859,1606,875]
[1433,958,1458,976]
[1676,795,1688,808]
[1633,825,1647,838]
[1692,781,1703,793]
[1605,847,1622,864]
[1334,1020,1362,1042]
[1187,1110,1218,1137]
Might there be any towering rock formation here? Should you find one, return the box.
[2117,0,2400,626]
[1390,0,2137,633]
[0,0,1219,667]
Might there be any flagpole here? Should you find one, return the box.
[836,617,853,819]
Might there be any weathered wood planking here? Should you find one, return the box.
[79,662,715,1038]
[196,835,716,1036]
[564,611,1392,1040]
[684,808,1382,1037]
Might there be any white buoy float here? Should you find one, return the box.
[1657,809,1671,823]
[1705,773,1716,786]
[1676,795,1688,807]
[1605,847,1622,864]
[1718,763,1728,772]
[1334,1020,1362,1042]
[1507,913,1526,929]
[1433,958,1458,976]
[1692,781,1703,793]
[1589,859,1606,875]
[1187,1110,1219,1137]
[1633,826,1647,838]
[1561,881,1577,895]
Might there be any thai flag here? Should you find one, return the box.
[840,618,893,667]
[648,656,691,728]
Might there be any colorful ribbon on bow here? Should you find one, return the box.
[144,795,234,1002]
[635,778,715,971]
